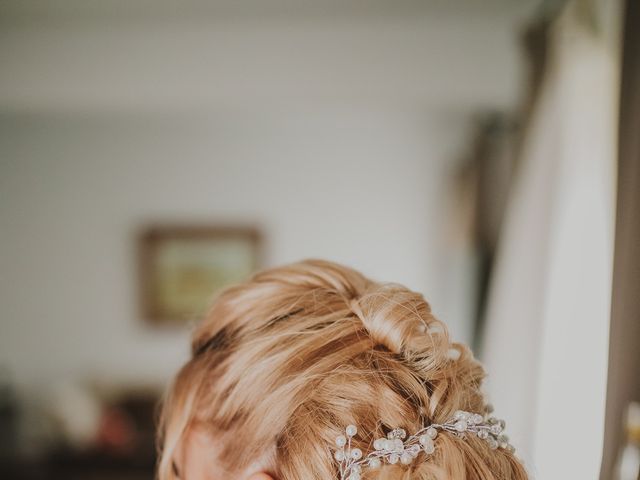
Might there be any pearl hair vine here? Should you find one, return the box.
[332,409,515,480]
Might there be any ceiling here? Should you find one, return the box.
[0,0,541,115]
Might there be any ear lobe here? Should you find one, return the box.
[247,474,274,480]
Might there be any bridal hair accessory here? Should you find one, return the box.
[333,409,514,480]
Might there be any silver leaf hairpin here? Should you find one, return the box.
[333,410,515,480]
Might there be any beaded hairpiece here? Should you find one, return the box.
[332,409,514,480]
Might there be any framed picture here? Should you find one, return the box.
[138,225,262,324]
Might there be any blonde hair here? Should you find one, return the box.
[158,259,527,480]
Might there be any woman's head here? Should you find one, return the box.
[158,259,527,480]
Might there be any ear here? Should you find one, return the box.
[247,474,274,480]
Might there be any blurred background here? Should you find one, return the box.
[0,1,638,479]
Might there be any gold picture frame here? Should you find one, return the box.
[138,225,262,325]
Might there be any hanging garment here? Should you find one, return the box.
[481,1,621,478]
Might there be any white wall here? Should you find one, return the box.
[0,110,456,388]
[0,0,535,391]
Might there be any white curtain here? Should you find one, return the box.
[481,1,621,478]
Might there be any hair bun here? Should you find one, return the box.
[349,283,449,357]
